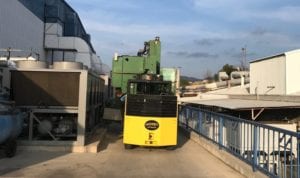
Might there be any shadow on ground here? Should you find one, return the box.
[0,150,67,176]
[0,121,191,176]
[98,121,123,151]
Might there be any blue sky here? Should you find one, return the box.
[66,0,300,78]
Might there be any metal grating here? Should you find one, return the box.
[11,71,80,106]
[126,95,177,117]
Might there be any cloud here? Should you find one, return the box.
[256,6,300,24]
[236,6,300,24]
[66,0,138,10]
[168,51,188,56]
[251,28,268,36]
[188,52,219,58]
[64,0,300,78]
[190,0,265,13]
[244,6,300,24]
[82,19,210,38]
[193,38,222,46]
[191,0,242,9]
[190,0,300,25]
[168,51,218,59]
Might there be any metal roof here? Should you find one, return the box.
[250,49,300,64]
[184,99,300,110]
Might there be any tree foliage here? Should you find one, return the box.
[180,79,190,87]
[220,64,237,76]
[203,70,214,82]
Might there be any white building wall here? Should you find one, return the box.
[285,51,300,94]
[250,55,286,95]
[0,0,46,60]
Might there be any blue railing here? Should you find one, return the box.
[179,105,300,178]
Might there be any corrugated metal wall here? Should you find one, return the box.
[0,0,46,59]
[11,71,80,106]
[285,52,300,94]
[250,55,286,95]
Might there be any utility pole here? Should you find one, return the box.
[241,46,247,70]
[7,47,11,60]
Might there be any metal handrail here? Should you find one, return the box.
[179,105,300,178]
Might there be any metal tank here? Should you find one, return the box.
[16,60,48,69]
[0,104,24,157]
[53,61,83,70]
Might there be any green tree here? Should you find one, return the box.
[203,70,214,83]
[213,73,218,81]
[180,79,189,87]
[220,64,237,76]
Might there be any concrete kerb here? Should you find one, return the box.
[181,127,268,178]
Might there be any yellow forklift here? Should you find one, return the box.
[110,38,178,149]
[123,74,178,149]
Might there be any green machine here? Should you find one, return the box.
[112,37,161,93]
[104,37,179,123]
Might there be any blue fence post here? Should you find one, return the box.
[297,132,300,178]
[179,106,300,177]
[296,122,300,178]
[219,117,223,149]
[253,125,258,172]
[185,107,189,130]
[198,111,202,134]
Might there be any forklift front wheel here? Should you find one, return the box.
[124,144,134,149]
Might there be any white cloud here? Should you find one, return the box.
[84,19,212,37]
[249,6,300,24]
[191,0,300,24]
[66,0,300,78]
[66,0,138,9]
[192,0,243,9]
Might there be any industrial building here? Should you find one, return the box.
[0,0,111,149]
[250,49,300,95]
[180,49,300,134]
[0,0,108,74]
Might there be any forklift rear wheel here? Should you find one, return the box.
[165,145,177,150]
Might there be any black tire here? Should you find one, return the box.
[4,140,17,158]
[165,145,177,150]
[124,144,134,149]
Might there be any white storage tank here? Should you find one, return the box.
[16,60,48,69]
[53,61,83,70]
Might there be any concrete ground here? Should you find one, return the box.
[0,123,244,178]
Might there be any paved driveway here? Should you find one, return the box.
[0,123,244,178]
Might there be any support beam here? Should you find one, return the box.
[251,108,265,120]
[31,111,57,140]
